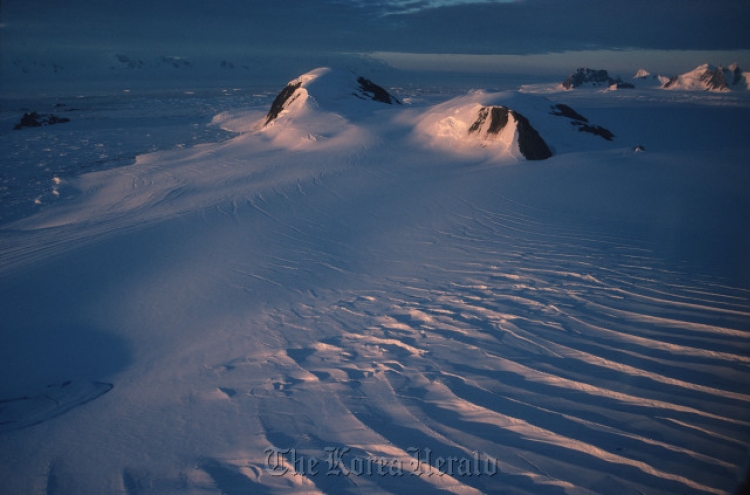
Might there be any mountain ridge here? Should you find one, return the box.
[662,63,750,91]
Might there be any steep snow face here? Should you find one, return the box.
[414,90,614,160]
[663,63,750,91]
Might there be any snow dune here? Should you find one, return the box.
[1,69,749,494]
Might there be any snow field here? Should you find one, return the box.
[1,75,750,494]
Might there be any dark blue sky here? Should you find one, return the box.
[3,0,750,84]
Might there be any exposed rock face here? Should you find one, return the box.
[549,103,588,122]
[562,68,621,89]
[356,77,399,105]
[701,66,727,91]
[265,81,302,125]
[571,122,615,141]
[469,106,552,161]
[512,111,553,161]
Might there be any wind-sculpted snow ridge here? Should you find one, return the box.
[1,72,750,494]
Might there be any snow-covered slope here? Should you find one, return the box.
[663,63,750,92]
[1,69,750,495]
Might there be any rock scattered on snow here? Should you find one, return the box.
[14,112,71,130]
[549,104,615,141]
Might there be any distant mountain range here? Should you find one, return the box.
[5,51,750,96]
[661,63,750,92]
[563,64,750,92]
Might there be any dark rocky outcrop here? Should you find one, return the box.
[264,81,302,125]
[572,122,615,141]
[486,107,510,135]
[663,75,680,89]
[468,107,491,134]
[469,106,552,161]
[549,104,588,122]
[512,111,553,161]
[562,68,621,89]
[14,112,71,130]
[356,77,400,105]
[700,66,728,91]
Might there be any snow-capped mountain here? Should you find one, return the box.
[263,67,400,126]
[662,63,750,91]
[415,90,615,160]
[250,68,401,150]
[465,105,552,160]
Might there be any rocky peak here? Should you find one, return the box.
[562,68,621,89]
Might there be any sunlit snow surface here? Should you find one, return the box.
[1,81,750,495]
